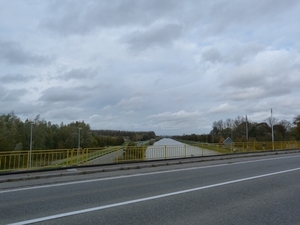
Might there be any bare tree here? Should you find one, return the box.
[265,116,278,127]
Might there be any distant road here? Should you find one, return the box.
[85,149,124,165]
[1,153,300,224]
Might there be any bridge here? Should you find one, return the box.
[1,151,300,224]
[0,139,299,172]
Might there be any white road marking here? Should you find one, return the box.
[67,169,77,172]
[8,167,300,225]
[1,154,300,194]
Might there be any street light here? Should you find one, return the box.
[271,108,274,150]
[245,115,249,142]
[78,128,82,149]
[29,122,34,168]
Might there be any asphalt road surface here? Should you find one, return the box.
[1,153,300,224]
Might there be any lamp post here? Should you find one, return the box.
[271,108,274,150]
[78,128,82,149]
[245,115,249,142]
[29,123,34,168]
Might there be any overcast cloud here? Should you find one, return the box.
[1,0,300,135]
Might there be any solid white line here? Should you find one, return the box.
[1,154,300,194]
[8,167,300,225]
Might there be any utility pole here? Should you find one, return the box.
[246,115,248,142]
[29,123,34,168]
[78,127,82,149]
[271,108,274,150]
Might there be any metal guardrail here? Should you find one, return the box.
[205,141,299,153]
[0,141,299,172]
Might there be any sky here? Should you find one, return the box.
[0,0,300,135]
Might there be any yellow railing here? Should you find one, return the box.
[0,141,299,172]
[0,147,121,172]
[199,141,300,153]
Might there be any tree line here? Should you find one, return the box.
[92,130,156,142]
[174,115,300,143]
[0,112,156,151]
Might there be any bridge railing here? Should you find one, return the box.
[0,141,299,172]
[204,141,299,153]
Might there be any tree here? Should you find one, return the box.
[279,120,292,132]
[293,115,300,139]
[265,116,278,128]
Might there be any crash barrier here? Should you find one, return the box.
[206,141,299,153]
[0,141,299,172]
[0,147,120,172]
[145,144,216,160]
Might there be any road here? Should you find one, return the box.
[86,149,124,165]
[1,153,300,224]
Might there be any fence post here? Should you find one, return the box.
[80,149,83,165]
[75,148,79,166]
[86,148,89,164]
[164,145,167,159]
[27,151,30,170]
[71,149,74,165]
[116,147,119,163]
[184,145,186,158]
[66,149,69,166]
[142,146,146,160]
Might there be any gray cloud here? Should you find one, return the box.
[0,73,34,83]
[123,23,183,51]
[38,87,87,103]
[202,48,223,63]
[147,110,204,132]
[207,0,299,34]
[219,49,300,100]
[38,0,300,53]
[202,43,265,65]
[0,88,28,102]
[0,40,54,65]
[40,0,183,35]
[57,68,98,81]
